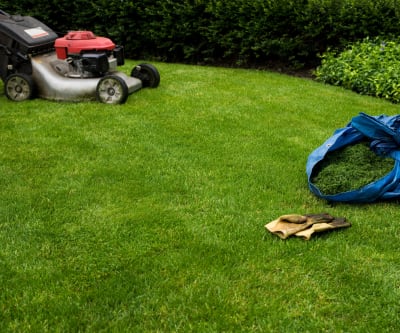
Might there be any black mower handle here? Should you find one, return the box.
[0,10,10,17]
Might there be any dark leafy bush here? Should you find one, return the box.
[3,0,400,68]
[315,37,400,103]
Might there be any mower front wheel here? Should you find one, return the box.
[96,75,128,104]
[5,73,35,101]
[131,63,160,88]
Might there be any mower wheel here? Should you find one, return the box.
[5,73,35,101]
[131,63,160,88]
[96,75,128,104]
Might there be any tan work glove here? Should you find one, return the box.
[294,218,351,240]
[265,213,349,240]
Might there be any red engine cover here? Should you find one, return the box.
[54,31,115,59]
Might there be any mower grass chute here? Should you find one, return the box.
[0,10,160,104]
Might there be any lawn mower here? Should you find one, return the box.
[0,9,160,104]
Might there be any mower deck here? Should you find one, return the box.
[31,53,142,102]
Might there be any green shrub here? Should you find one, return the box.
[3,0,400,68]
[315,37,400,103]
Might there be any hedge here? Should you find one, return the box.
[2,0,400,68]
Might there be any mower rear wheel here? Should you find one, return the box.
[5,73,35,101]
[96,75,128,104]
[131,63,160,88]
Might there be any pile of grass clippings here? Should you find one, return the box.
[312,140,395,195]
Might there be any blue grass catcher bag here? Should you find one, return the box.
[307,112,400,203]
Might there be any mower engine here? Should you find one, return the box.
[54,31,124,78]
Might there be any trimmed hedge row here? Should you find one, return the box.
[2,0,400,68]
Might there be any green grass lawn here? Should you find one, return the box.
[1,60,400,332]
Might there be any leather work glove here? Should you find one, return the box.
[294,217,351,240]
[265,213,349,240]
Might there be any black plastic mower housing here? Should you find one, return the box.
[0,10,58,80]
[0,12,57,53]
